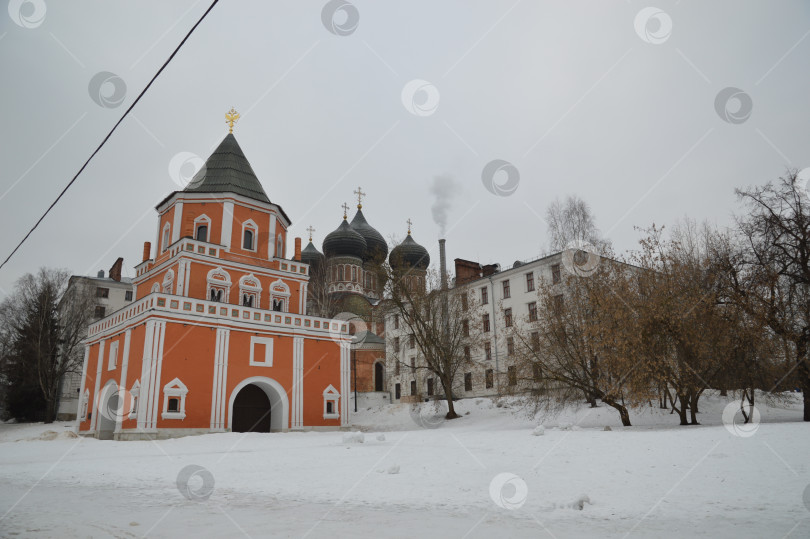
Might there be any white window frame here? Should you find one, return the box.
[161,222,171,252]
[239,273,262,309]
[241,219,258,252]
[151,283,160,293]
[276,234,284,258]
[207,267,231,303]
[162,269,175,295]
[129,380,140,419]
[249,336,274,367]
[107,341,119,371]
[322,384,340,419]
[161,378,188,420]
[268,279,290,313]
[194,214,211,242]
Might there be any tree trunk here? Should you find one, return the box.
[689,392,700,425]
[604,399,631,426]
[798,356,810,422]
[676,394,689,425]
[719,388,727,397]
[442,379,460,420]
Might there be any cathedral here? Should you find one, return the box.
[77,109,431,439]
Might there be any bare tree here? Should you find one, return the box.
[545,195,608,253]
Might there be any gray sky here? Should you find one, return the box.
[1,0,809,295]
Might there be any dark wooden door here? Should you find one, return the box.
[232,384,271,432]
[374,362,384,391]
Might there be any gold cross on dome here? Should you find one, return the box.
[225,107,240,133]
[353,187,366,209]
[406,218,413,235]
[342,202,350,219]
[306,225,315,242]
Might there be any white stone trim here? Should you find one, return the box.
[161,222,171,253]
[193,213,211,242]
[117,330,132,431]
[269,279,290,313]
[268,214,277,259]
[129,379,140,420]
[249,336,274,367]
[340,344,350,426]
[323,384,340,419]
[107,340,119,371]
[241,218,258,252]
[161,377,188,420]
[210,329,230,429]
[221,201,234,250]
[292,337,304,429]
[239,273,262,308]
[207,267,231,303]
[171,201,183,243]
[162,269,174,295]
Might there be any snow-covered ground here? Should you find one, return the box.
[1,393,808,538]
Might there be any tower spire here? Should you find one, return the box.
[353,186,366,209]
[341,202,350,220]
[406,218,413,235]
[306,225,315,242]
[225,107,240,134]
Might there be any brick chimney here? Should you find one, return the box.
[109,257,124,282]
[294,237,302,261]
[142,242,151,262]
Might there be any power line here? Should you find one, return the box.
[0,0,221,271]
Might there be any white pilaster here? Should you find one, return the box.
[90,340,105,433]
[171,201,183,243]
[137,320,155,430]
[268,213,277,259]
[340,343,350,427]
[210,328,230,430]
[221,201,234,250]
[148,321,166,429]
[116,329,132,433]
[292,336,304,429]
[175,261,185,298]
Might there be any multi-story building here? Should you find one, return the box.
[56,259,134,420]
[385,252,568,401]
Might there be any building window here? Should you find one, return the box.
[162,223,170,253]
[533,363,542,381]
[552,263,561,284]
[462,319,469,337]
[409,334,415,349]
[393,337,400,353]
[461,293,468,310]
[195,225,208,242]
[507,337,514,356]
[125,291,133,301]
[395,360,400,376]
[243,229,254,250]
[276,235,284,258]
[485,369,494,389]
[553,294,564,313]
[268,279,290,313]
[96,287,109,298]
[323,385,340,419]
[94,306,106,319]
[410,358,416,372]
[504,308,513,327]
[508,366,517,386]
[485,342,492,361]
[464,346,471,361]
[410,380,417,396]
[162,269,174,295]
[483,314,490,333]
[528,302,538,322]
[351,266,357,282]
[338,265,345,281]
[210,289,223,302]
[107,341,119,371]
[481,286,488,305]
[394,314,399,329]
[161,378,188,420]
[395,383,401,399]
[239,274,262,309]
[531,331,540,351]
[464,373,472,392]
[427,378,434,396]
[526,272,534,292]
[502,280,511,299]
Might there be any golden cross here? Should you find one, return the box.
[306,225,315,242]
[342,202,350,219]
[406,218,413,235]
[353,186,366,209]
[225,107,240,133]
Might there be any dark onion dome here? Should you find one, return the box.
[301,241,325,268]
[390,234,430,270]
[349,209,388,261]
[323,219,367,259]
[184,133,271,204]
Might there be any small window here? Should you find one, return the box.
[94,306,106,319]
[502,280,511,299]
[462,320,469,337]
[410,358,416,372]
[504,308,512,328]
[243,229,254,250]
[464,372,472,392]
[395,361,400,376]
[533,363,542,381]
[393,337,400,353]
[427,378,434,396]
[410,380,417,395]
[338,266,345,281]
[485,342,492,361]
[195,225,208,242]
[485,369,494,389]
[162,225,170,253]
[394,314,399,329]
[242,294,254,307]
[461,293,468,310]
[526,272,534,292]
[553,294,564,313]
[528,302,538,322]
[508,366,517,386]
[326,401,334,414]
[531,331,540,351]
[395,383,401,399]
[125,291,133,301]
[464,346,471,361]
[210,289,223,302]
[507,337,514,356]
[96,287,109,298]
[323,385,340,419]
[481,286,488,305]
[552,264,561,284]
[483,314,490,333]
[409,334,415,349]
[167,397,180,412]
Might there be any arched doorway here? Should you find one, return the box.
[227,377,289,432]
[231,384,272,433]
[374,362,384,392]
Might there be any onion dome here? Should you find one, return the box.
[323,219,367,259]
[390,233,430,270]
[301,240,325,269]
[350,209,388,262]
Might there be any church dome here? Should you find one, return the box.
[323,219,367,260]
[301,240,325,269]
[349,209,388,262]
[390,233,430,270]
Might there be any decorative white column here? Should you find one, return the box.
[137,321,155,430]
[115,329,132,433]
[171,201,184,243]
[138,320,166,431]
[221,201,234,250]
[90,340,105,433]
[291,336,304,429]
[210,328,230,430]
[268,214,277,259]
[340,341,350,427]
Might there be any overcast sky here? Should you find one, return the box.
[1,0,809,294]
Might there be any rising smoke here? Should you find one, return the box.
[430,175,457,237]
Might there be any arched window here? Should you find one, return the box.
[193,214,211,243]
[276,235,284,258]
[239,274,262,308]
[210,289,223,302]
[242,294,254,307]
[207,267,232,303]
[269,279,290,313]
[243,229,254,250]
[162,269,174,294]
[338,266,344,281]
[161,222,171,253]
[241,219,258,252]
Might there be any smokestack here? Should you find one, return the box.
[294,237,302,261]
[439,239,448,290]
[142,242,151,262]
[109,257,124,282]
